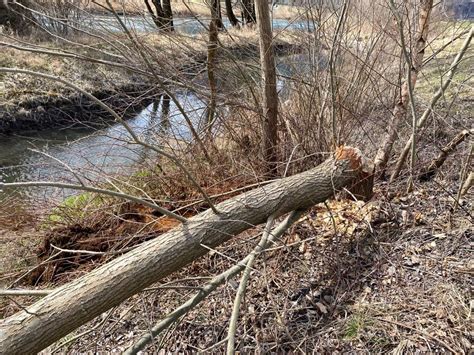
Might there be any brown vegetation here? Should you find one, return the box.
[0,1,472,353]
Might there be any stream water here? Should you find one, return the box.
[85,15,314,35]
[0,91,207,213]
[0,51,312,221]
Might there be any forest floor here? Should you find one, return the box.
[0,20,472,354]
[2,171,471,353]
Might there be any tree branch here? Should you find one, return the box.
[125,210,303,354]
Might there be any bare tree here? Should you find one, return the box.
[255,0,279,176]
[211,0,224,30]
[144,0,173,31]
[374,0,434,174]
[207,9,219,130]
[225,0,240,27]
[242,0,256,25]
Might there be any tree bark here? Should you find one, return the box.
[211,0,224,30]
[144,0,165,28]
[242,0,256,25]
[225,0,240,27]
[374,0,434,174]
[144,0,173,31]
[206,17,219,131]
[255,0,278,177]
[0,147,372,354]
[162,0,174,31]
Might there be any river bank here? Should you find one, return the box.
[89,0,300,20]
[0,84,154,134]
[1,41,301,134]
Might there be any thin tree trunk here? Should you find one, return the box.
[0,147,372,354]
[146,0,173,31]
[211,0,224,30]
[225,0,240,27]
[207,18,219,132]
[217,0,223,29]
[162,0,174,31]
[242,0,256,25]
[144,0,165,28]
[374,0,434,174]
[151,0,165,19]
[255,0,279,176]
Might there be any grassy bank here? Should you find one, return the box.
[91,0,301,20]
[0,28,299,132]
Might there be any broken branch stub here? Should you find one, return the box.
[419,129,471,181]
[0,146,372,354]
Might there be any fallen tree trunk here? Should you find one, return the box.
[0,146,372,354]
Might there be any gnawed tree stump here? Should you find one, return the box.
[0,146,372,354]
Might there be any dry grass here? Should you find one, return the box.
[91,0,299,19]
[0,8,472,354]
[90,0,211,17]
[0,36,139,105]
[417,21,474,101]
[0,25,299,106]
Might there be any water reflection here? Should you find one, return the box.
[84,15,314,35]
[0,91,206,208]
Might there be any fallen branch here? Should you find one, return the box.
[0,146,372,354]
[419,129,471,181]
[227,215,275,354]
[125,210,304,354]
[455,142,473,208]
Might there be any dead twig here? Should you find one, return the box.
[377,317,458,354]
[124,210,305,355]
[419,129,471,181]
[226,215,276,354]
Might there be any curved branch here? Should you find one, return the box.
[227,214,275,354]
